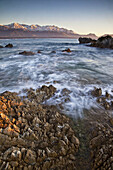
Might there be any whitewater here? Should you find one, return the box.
[0,38,113,117]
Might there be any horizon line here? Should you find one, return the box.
[0,22,113,37]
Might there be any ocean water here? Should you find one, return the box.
[0,38,113,117]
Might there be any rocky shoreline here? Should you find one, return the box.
[79,35,113,49]
[0,85,79,170]
[0,85,113,169]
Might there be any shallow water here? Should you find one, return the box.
[0,38,113,117]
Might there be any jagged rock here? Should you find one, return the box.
[24,150,36,164]
[0,88,79,169]
[90,35,113,49]
[90,122,113,169]
[105,91,110,99]
[5,43,13,48]
[62,48,71,52]
[61,88,71,96]
[91,87,113,110]
[19,51,35,55]
[91,87,102,97]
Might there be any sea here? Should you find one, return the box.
[0,38,113,117]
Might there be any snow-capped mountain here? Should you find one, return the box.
[0,23,98,39]
[0,23,75,34]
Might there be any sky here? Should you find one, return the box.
[0,0,113,36]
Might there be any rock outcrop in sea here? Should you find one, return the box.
[62,48,72,53]
[19,51,35,55]
[0,44,13,48]
[79,35,113,49]
[91,87,113,110]
[90,35,113,49]
[5,44,13,48]
[79,37,96,44]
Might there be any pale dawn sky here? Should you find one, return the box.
[0,0,113,36]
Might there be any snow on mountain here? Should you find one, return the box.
[1,23,75,34]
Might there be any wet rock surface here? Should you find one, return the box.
[5,44,13,48]
[0,84,113,169]
[79,37,96,44]
[37,50,41,53]
[77,108,113,170]
[91,87,113,110]
[0,85,79,169]
[0,45,4,48]
[90,122,113,170]
[62,48,72,53]
[26,85,57,103]
[19,51,35,55]
[51,51,56,53]
[90,35,113,49]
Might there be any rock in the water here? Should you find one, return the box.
[19,51,35,55]
[37,50,41,53]
[0,45,4,48]
[5,43,13,48]
[79,37,96,44]
[90,35,113,49]
[91,87,113,110]
[62,48,71,52]
[51,51,56,53]
[91,87,102,97]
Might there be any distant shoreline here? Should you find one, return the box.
[0,37,78,39]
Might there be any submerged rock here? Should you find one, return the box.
[51,51,56,53]
[19,51,35,55]
[5,43,13,48]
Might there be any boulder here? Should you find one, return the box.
[79,37,95,44]
[5,44,13,48]
[62,48,71,52]
[37,50,41,53]
[51,51,56,53]
[0,45,4,48]
[19,51,35,55]
[91,87,102,97]
[90,35,113,49]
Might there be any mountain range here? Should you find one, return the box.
[0,23,98,39]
